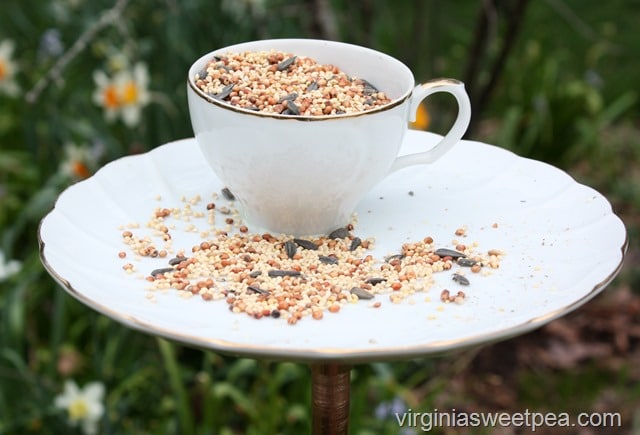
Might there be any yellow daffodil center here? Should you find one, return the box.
[103,85,120,109]
[122,81,138,105]
[68,399,89,421]
[410,103,430,130]
[0,60,6,81]
[72,161,91,179]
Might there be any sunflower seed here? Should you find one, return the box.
[221,187,235,200]
[268,269,301,278]
[277,56,297,71]
[150,267,174,277]
[385,254,405,263]
[365,277,386,285]
[284,240,297,259]
[168,256,188,266]
[214,84,234,100]
[284,99,300,115]
[434,248,466,259]
[360,79,379,94]
[452,273,470,285]
[350,287,374,300]
[278,93,298,103]
[294,238,318,250]
[328,227,350,239]
[457,257,477,267]
[318,255,338,265]
[306,81,318,92]
[249,270,262,278]
[247,285,270,295]
[349,237,362,251]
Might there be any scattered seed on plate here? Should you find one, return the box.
[118,203,503,324]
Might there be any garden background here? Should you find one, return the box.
[1,0,639,433]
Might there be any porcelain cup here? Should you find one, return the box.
[187,38,471,236]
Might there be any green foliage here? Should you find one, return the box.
[489,40,637,166]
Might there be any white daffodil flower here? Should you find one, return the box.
[54,380,105,435]
[0,39,20,96]
[92,62,151,127]
[0,250,21,281]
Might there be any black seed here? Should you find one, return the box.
[306,81,318,92]
[456,258,477,267]
[168,256,188,266]
[452,273,470,286]
[221,187,235,200]
[247,285,270,295]
[271,309,281,318]
[214,84,234,100]
[249,270,262,278]
[318,255,339,265]
[268,269,301,278]
[335,110,346,115]
[150,267,174,277]
[294,238,318,250]
[434,248,466,259]
[277,56,297,71]
[284,240,297,259]
[350,287,374,300]
[365,277,387,285]
[328,227,350,239]
[349,237,362,251]
[198,69,208,79]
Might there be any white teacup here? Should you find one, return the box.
[187,39,471,236]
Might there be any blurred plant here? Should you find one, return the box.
[54,380,105,435]
[0,249,21,280]
[0,39,20,96]
[92,62,151,127]
[58,142,104,180]
[489,40,636,166]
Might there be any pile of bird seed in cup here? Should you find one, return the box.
[117,189,504,325]
[192,50,392,116]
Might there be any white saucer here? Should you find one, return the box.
[38,130,627,363]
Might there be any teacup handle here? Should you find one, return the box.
[389,79,471,173]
